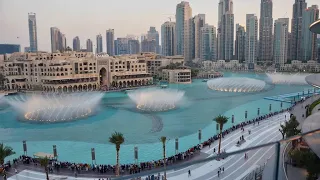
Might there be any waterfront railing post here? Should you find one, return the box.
[175,138,178,155]
[53,145,58,160]
[134,146,138,165]
[23,140,27,156]
[274,142,280,180]
[198,130,201,144]
[91,148,96,165]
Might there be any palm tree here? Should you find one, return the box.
[213,115,229,154]
[0,143,15,179]
[109,131,125,176]
[0,143,15,166]
[160,136,167,180]
[39,157,49,180]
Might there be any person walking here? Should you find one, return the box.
[188,169,191,177]
[218,170,220,177]
[222,167,224,173]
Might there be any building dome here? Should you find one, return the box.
[207,77,266,92]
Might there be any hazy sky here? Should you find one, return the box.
[0,0,319,52]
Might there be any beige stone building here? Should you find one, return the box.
[162,67,191,84]
[138,52,184,75]
[97,53,153,88]
[3,51,99,92]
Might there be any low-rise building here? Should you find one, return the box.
[97,53,153,88]
[162,67,191,84]
[202,60,248,71]
[4,51,99,92]
[279,60,320,72]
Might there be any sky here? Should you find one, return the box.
[0,0,319,52]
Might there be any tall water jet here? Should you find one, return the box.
[5,92,104,123]
[128,89,185,112]
[207,77,266,92]
[266,73,309,85]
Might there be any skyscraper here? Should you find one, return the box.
[141,39,157,53]
[50,27,60,53]
[193,14,206,60]
[86,39,93,52]
[259,0,273,63]
[245,14,258,69]
[61,34,66,52]
[96,34,103,53]
[291,0,307,60]
[301,5,319,61]
[73,36,80,52]
[175,1,192,57]
[106,29,115,56]
[28,13,38,52]
[273,18,289,67]
[128,39,140,54]
[200,24,217,61]
[287,32,292,61]
[217,0,234,60]
[235,24,246,62]
[147,27,160,53]
[161,21,176,56]
[50,27,66,53]
[114,38,129,55]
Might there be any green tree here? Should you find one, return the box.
[304,151,320,180]
[39,157,49,180]
[213,115,229,154]
[191,69,199,77]
[0,143,15,178]
[109,131,125,176]
[0,143,15,166]
[160,136,167,180]
[285,115,301,138]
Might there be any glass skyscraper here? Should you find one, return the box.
[28,13,38,52]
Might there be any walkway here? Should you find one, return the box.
[7,112,289,180]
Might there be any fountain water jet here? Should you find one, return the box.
[207,77,266,92]
[128,89,185,112]
[5,92,103,123]
[266,73,310,85]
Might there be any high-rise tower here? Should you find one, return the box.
[291,0,307,60]
[259,0,273,63]
[175,1,192,58]
[301,5,319,61]
[200,24,217,61]
[28,13,38,52]
[235,24,246,62]
[161,21,176,56]
[245,14,258,69]
[96,34,103,53]
[273,18,289,67]
[106,29,115,56]
[86,39,93,52]
[217,0,234,60]
[73,36,80,52]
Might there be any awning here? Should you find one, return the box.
[33,152,55,159]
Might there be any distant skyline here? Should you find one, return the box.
[0,0,319,52]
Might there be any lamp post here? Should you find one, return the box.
[175,138,179,154]
[23,140,27,156]
[134,146,138,165]
[245,110,248,121]
[91,148,96,165]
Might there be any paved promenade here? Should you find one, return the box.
[7,111,289,180]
